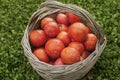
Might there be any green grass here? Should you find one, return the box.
[0,0,120,80]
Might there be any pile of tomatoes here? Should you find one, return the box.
[29,12,98,65]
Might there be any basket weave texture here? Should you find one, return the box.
[21,0,107,80]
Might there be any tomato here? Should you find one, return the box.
[57,31,70,46]
[78,23,91,34]
[86,26,91,33]
[59,24,68,32]
[41,17,55,29]
[54,58,64,65]
[68,22,87,42]
[70,22,90,34]
[68,42,84,54]
[45,38,65,59]
[61,47,80,64]
[57,13,68,25]
[84,33,98,51]
[29,30,47,47]
[81,51,90,59]
[66,12,81,24]
[44,22,60,37]
[33,48,49,63]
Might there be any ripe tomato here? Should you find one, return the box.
[54,58,64,65]
[84,33,98,51]
[70,22,90,34]
[29,30,47,47]
[45,38,65,59]
[86,26,91,33]
[66,12,81,24]
[44,22,60,37]
[68,42,84,54]
[81,51,90,59]
[61,47,80,64]
[57,13,68,25]
[68,22,87,42]
[57,31,70,46]
[59,24,68,32]
[79,23,91,34]
[41,17,55,29]
[33,48,49,62]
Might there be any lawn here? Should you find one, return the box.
[0,0,120,80]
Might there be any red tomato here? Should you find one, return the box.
[81,51,90,59]
[41,17,55,29]
[59,24,68,32]
[44,22,60,37]
[70,22,90,34]
[61,47,80,64]
[68,42,84,54]
[79,23,90,34]
[57,13,68,25]
[86,26,91,33]
[33,48,49,63]
[68,22,87,42]
[84,33,98,51]
[57,31,70,46]
[66,12,81,24]
[29,30,47,47]
[54,58,64,65]
[45,38,65,59]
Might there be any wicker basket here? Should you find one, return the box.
[21,0,107,80]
